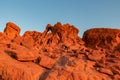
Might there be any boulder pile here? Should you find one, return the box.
[0,22,120,80]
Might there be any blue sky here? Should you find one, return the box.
[0,0,120,37]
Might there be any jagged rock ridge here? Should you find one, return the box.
[0,22,120,80]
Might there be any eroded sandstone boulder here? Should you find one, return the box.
[38,22,84,50]
[44,22,81,43]
[0,50,44,80]
[39,55,56,69]
[4,43,40,61]
[4,22,21,39]
[22,31,42,48]
[82,28,120,49]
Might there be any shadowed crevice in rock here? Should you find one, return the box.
[4,50,18,59]
[0,75,4,80]
[39,70,51,80]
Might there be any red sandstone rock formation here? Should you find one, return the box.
[0,22,120,80]
[4,22,21,39]
[82,28,120,49]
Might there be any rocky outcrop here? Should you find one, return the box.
[4,22,21,39]
[0,50,44,80]
[21,31,42,49]
[4,43,39,61]
[82,28,120,49]
[0,22,120,80]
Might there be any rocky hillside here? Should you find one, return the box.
[0,22,120,80]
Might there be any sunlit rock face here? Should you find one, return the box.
[4,22,21,39]
[0,22,120,80]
